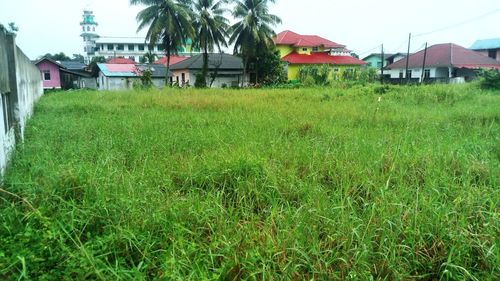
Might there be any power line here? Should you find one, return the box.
[414,8,500,37]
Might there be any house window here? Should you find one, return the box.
[181,73,185,84]
[333,68,339,72]
[117,44,124,51]
[87,26,90,31]
[138,44,145,51]
[312,47,318,52]
[302,48,308,52]
[148,45,154,51]
[92,27,95,32]
[82,26,85,32]
[43,71,51,81]
[128,44,135,51]
[399,71,404,79]
[488,49,496,59]
[176,76,179,84]
[424,69,430,79]
[406,70,412,78]
[107,44,114,51]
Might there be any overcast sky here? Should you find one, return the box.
[1,0,499,59]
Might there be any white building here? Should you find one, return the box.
[80,10,199,63]
[385,43,500,83]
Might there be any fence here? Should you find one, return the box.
[0,29,43,175]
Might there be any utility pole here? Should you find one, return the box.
[405,33,411,84]
[420,42,428,84]
[380,44,384,84]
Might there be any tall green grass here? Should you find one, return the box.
[1,84,499,280]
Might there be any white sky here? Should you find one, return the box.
[1,0,499,59]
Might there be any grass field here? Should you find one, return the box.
[1,84,499,280]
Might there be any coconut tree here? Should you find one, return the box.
[228,0,281,86]
[185,0,229,87]
[130,0,194,84]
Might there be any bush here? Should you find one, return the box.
[194,73,207,88]
[478,69,500,90]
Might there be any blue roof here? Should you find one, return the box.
[470,38,500,50]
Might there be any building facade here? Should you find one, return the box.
[273,30,366,81]
[470,38,500,62]
[80,10,199,64]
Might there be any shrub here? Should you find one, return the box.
[478,69,500,90]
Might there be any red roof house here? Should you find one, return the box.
[273,30,366,80]
[386,43,500,81]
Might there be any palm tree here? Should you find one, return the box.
[186,0,229,87]
[228,0,281,86]
[130,0,194,84]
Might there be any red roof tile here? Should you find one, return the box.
[154,55,188,66]
[107,57,136,64]
[105,64,138,73]
[274,30,345,49]
[282,52,367,65]
[386,43,500,69]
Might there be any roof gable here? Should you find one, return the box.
[35,57,64,68]
[274,30,345,49]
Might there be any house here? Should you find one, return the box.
[385,43,500,83]
[273,30,366,81]
[169,53,248,87]
[59,61,97,89]
[34,57,63,89]
[96,63,169,90]
[362,53,394,69]
[470,38,500,61]
[385,53,407,65]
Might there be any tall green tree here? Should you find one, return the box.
[130,0,194,84]
[183,0,229,87]
[228,0,281,86]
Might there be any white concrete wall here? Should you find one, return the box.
[172,70,247,88]
[0,31,43,175]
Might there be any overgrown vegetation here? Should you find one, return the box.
[298,65,378,86]
[1,85,499,280]
[478,69,500,90]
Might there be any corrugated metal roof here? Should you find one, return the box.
[386,43,500,69]
[170,53,243,70]
[274,30,346,49]
[470,38,500,50]
[97,63,170,77]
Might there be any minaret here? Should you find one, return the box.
[80,10,99,63]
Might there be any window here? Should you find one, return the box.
[302,48,308,52]
[138,44,145,51]
[87,26,90,31]
[181,73,185,84]
[333,68,339,72]
[117,44,124,51]
[406,70,412,78]
[43,71,51,81]
[107,44,114,51]
[312,47,318,52]
[148,45,154,51]
[158,44,165,51]
[176,76,179,84]
[399,71,404,79]
[92,27,95,32]
[488,49,496,59]
[129,56,135,62]
[424,69,430,79]
[128,44,135,51]
[82,26,85,32]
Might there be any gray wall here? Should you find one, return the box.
[0,29,43,175]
